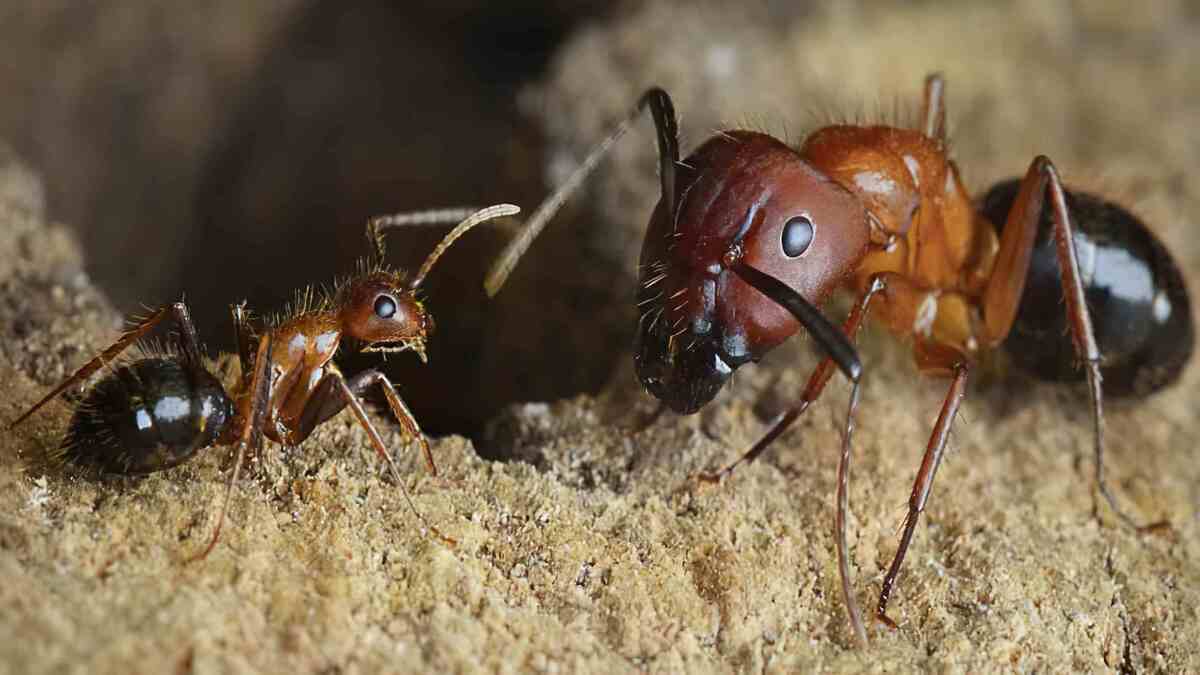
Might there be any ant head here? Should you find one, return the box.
[352,203,520,362]
[635,131,868,413]
[340,272,432,361]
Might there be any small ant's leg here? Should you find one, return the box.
[230,301,256,378]
[876,360,969,628]
[186,334,273,563]
[10,302,201,429]
[981,156,1158,530]
[919,73,946,141]
[699,275,891,482]
[284,368,434,478]
[485,87,680,296]
[324,369,451,544]
[731,261,869,646]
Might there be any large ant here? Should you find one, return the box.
[9,203,520,560]
[484,75,1193,645]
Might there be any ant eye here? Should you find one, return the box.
[782,215,814,258]
[373,295,397,319]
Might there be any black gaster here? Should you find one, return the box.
[63,358,232,474]
[980,179,1194,397]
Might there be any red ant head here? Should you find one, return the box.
[340,272,433,361]
[635,131,868,413]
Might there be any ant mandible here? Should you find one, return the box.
[9,203,520,560]
[484,74,1192,645]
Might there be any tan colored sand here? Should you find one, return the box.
[3,2,1200,673]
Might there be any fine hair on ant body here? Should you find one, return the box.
[484,75,1192,645]
[10,203,520,560]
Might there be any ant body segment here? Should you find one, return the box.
[484,75,1192,645]
[10,203,520,560]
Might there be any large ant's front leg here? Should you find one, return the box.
[981,156,1161,531]
[10,302,205,429]
[285,366,450,542]
[699,275,894,482]
[730,264,884,647]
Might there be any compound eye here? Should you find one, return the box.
[781,215,814,257]
[373,294,397,319]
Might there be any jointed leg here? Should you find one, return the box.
[731,263,876,646]
[876,362,969,627]
[700,275,891,482]
[186,334,273,563]
[10,302,202,429]
[306,369,450,543]
[981,156,1153,529]
[230,301,256,379]
[919,73,946,141]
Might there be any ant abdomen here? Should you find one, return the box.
[980,179,1194,397]
[60,358,233,475]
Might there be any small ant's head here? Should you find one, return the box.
[340,272,433,362]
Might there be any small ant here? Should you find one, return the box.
[484,75,1193,645]
[9,203,520,560]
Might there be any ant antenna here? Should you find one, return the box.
[485,88,678,297]
[368,207,486,260]
[409,204,520,289]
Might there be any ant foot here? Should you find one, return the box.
[874,611,899,630]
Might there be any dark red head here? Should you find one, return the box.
[635,131,868,413]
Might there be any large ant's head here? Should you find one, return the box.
[635,131,867,413]
[352,204,520,363]
[341,273,433,361]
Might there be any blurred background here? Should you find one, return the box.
[0,1,623,439]
[3,0,1197,444]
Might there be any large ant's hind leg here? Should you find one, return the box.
[876,358,969,628]
[485,87,679,296]
[699,275,892,483]
[981,156,1164,531]
[10,302,203,429]
[186,334,273,563]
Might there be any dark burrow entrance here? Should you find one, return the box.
[3,2,631,449]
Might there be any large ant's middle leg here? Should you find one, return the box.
[981,156,1161,531]
[10,302,204,429]
[875,357,969,628]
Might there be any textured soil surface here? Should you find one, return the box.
[3,2,1200,673]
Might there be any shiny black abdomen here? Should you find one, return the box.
[62,358,232,474]
[980,179,1193,397]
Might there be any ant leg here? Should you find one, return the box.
[485,87,679,296]
[186,334,273,563]
[699,275,891,483]
[230,301,256,378]
[876,360,969,628]
[732,262,872,646]
[300,368,450,543]
[919,73,946,141]
[283,368,435,477]
[981,156,1160,530]
[10,302,202,429]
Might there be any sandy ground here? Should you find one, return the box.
[3,2,1200,673]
